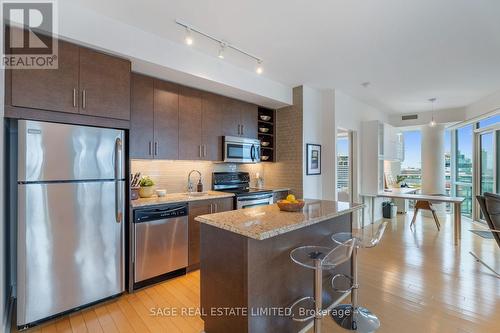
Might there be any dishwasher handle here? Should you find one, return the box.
[134,204,188,223]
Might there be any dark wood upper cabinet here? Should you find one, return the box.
[221,98,241,137]
[11,40,80,114]
[240,102,258,139]
[179,86,202,160]
[221,98,258,138]
[79,48,131,120]
[154,80,179,160]
[130,73,154,159]
[201,92,223,161]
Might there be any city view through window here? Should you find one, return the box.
[400,130,452,211]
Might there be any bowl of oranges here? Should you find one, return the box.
[277,194,305,212]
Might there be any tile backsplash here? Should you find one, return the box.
[131,160,264,194]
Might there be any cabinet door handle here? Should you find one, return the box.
[73,88,77,107]
[238,124,241,135]
[214,203,218,213]
[203,144,207,157]
[148,141,152,157]
[210,203,213,214]
[199,145,202,158]
[154,142,158,156]
[241,125,244,135]
[82,89,86,109]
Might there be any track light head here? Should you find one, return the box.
[218,43,225,59]
[256,60,263,74]
[185,27,193,45]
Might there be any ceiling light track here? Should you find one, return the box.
[175,19,263,73]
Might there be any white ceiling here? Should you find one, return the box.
[74,0,500,114]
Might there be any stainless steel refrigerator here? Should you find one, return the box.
[17,120,125,327]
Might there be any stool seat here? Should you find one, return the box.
[332,225,387,249]
[290,241,355,270]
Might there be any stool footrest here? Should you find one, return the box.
[331,274,354,293]
[289,296,316,322]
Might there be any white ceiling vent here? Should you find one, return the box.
[401,114,418,121]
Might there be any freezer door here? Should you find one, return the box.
[18,120,125,182]
[17,181,125,326]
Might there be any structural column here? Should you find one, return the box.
[421,124,446,213]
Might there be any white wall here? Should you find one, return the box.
[388,107,466,127]
[464,90,500,120]
[334,90,389,223]
[302,86,336,200]
[56,1,292,109]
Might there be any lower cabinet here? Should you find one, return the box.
[273,190,289,203]
[188,197,233,270]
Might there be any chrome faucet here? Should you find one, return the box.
[187,170,202,193]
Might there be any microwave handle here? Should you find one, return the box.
[250,144,255,161]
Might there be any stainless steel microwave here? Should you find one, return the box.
[223,136,261,163]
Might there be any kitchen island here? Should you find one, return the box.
[195,200,364,333]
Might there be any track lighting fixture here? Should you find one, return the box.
[185,27,193,45]
[218,43,225,59]
[429,98,437,127]
[176,19,263,74]
[256,60,263,74]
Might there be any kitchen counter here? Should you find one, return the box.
[130,190,234,208]
[198,199,362,332]
[251,186,290,192]
[196,199,364,240]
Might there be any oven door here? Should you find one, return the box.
[224,136,260,163]
[237,193,274,209]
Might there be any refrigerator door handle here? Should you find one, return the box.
[115,138,123,223]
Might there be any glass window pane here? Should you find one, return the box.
[480,132,494,195]
[337,131,351,201]
[456,185,472,217]
[456,125,473,183]
[478,114,500,128]
[401,131,421,187]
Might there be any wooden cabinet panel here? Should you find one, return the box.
[130,73,154,159]
[201,92,223,161]
[222,98,241,137]
[188,200,212,269]
[11,40,80,114]
[240,102,258,139]
[79,47,131,120]
[154,80,179,159]
[188,197,234,270]
[179,86,202,160]
[213,197,234,212]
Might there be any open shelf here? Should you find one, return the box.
[258,107,276,162]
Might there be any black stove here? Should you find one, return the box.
[213,172,274,209]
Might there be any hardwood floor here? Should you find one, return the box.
[13,212,499,333]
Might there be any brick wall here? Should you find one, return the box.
[263,86,304,198]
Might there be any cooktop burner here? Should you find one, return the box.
[212,172,273,197]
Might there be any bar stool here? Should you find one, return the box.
[330,222,388,332]
[289,239,355,333]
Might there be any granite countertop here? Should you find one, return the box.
[131,191,234,208]
[195,199,365,240]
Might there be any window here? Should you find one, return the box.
[400,131,422,187]
[336,130,352,202]
[455,124,473,217]
[478,114,500,128]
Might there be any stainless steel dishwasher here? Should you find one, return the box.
[133,203,188,288]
